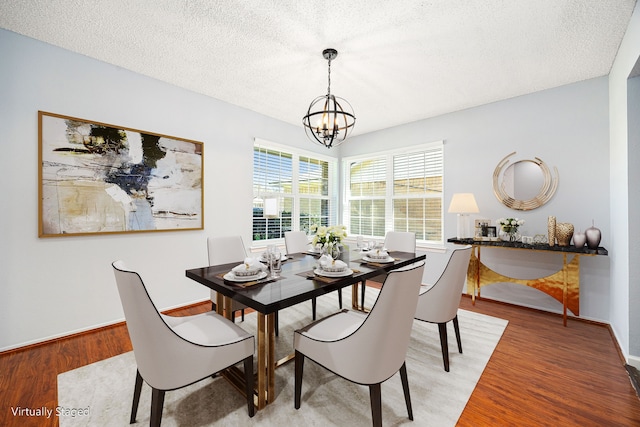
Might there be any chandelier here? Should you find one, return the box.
[302,48,356,148]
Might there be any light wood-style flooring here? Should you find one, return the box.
[1,290,639,426]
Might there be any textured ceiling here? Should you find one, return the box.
[0,0,636,136]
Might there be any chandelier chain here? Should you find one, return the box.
[327,57,332,96]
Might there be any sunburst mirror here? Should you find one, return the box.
[493,152,559,210]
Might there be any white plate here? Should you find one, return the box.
[363,255,394,263]
[223,271,268,282]
[314,268,354,278]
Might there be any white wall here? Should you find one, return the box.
[0,29,334,351]
[609,3,640,366]
[0,27,615,351]
[341,76,611,321]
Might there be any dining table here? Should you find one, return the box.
[185,246,426,410]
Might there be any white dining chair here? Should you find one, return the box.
[414,245,472,371]
[208,236,248,322]
[284,230,310,254]
[384,231,417,253]
[294,261,425,427]
[112,261,255,426]
[285,230,342,320]
[360,231,417,309]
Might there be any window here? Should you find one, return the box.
[348,157,387,236]
[253,140,336,243]
[344,141,444,244]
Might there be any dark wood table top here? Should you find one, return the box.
[186,249,426,314]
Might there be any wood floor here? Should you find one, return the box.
[2,291,639,426]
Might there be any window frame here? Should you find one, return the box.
[252,138,338,246]
[342,141,444,246]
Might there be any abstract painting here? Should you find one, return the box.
[38,111,204,237]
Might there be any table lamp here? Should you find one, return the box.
[448,193,479,239]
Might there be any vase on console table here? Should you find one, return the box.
[555,223,574,247]
[548,216,556,247]
[500,229,520,242]
[573,230,587,248]
[585,220,602,249]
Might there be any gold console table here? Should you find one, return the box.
[448,238,608,326]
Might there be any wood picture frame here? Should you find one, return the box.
[38,111,204,237]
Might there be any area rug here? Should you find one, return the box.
[58,289,508,426]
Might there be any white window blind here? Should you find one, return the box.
[344,141,444,244]
[347,157,387,236]
[392,146,443,241]
[253,140,336,243]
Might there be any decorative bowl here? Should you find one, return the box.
[367,250,389,260]
[323,265,346,273]
[322,260,347,272]
[233,264,261,276]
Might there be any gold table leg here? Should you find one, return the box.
[466,246,481,305]
[267,313,275,402]
[216,293,225,315]
[351,283,359,310]
[256,312,275,409]
[215,297,276,411]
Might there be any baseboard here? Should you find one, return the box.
[0,319,126,355]
[0,299,211,355]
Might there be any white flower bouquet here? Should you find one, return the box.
[310,224,347,252]
[497,217,525,235]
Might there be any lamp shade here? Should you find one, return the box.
[448,193,479,214]
[263,197,279,219]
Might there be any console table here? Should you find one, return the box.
[448,238,608,326]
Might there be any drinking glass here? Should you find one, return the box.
[356,236,364,251]
[269,247,282,278]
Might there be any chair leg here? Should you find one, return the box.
[130,369,143,423]
[150,388,165,427]
[399,362,413,420]
[438,322,450,372]
[453,315,463,353]
[241,308,245,322]
[337,288,343,309]
[369,383,382,427]
[312,298,317,320]
[275,311,279,337]
[232,310,237,323]
[211,301,216,311]
[243,356,255,417]
[294,351,304,409]
[360,280,366,308]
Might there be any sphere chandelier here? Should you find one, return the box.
[302,48,356,149]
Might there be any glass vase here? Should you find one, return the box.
[500,228,520,242]
[329,244,341,259]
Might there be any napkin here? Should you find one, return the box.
[368,249,389,259]
[319,254,347,270]
[232,257,265,274]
